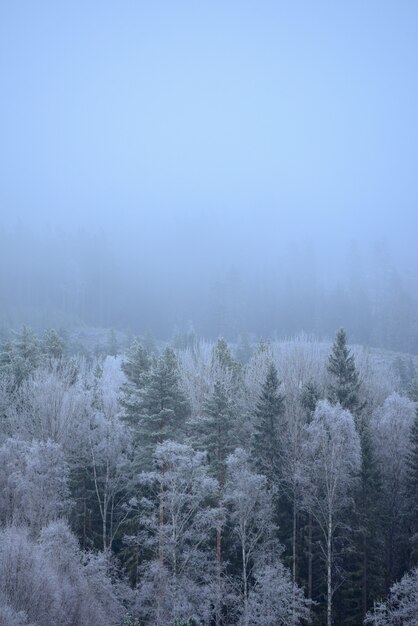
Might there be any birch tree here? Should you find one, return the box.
[302,400,360,626]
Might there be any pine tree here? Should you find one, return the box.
[251,363,285,485]
[327,328,361,414]
[191,380,237,626]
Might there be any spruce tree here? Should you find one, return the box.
[120,339,151,428]
[42,329,65,361]
[327,328,361,414]
[0,326,40,388]
[300,379,322,422]
[338,419,384,624]
[251,362,285,485]
[137,347,190,464]
[211,338,241,387]
[196,380,236,485]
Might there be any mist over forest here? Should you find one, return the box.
[1,222,418,353]
[2,2,418,626]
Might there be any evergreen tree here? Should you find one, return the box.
[211,338,242,389]
[338,419,384,624]
[191,380,237,626]
[300,380,322,422]
[327,328,361,414]
[120,339,151,428]
[42,329,65,361]
[195,381,236,485]
[137,347,190,465]
[0,326,41,388]
[251,363,285,485]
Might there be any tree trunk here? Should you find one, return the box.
[216,503,222,626]
[327,510,332,626]
[292,502,297,581]
[362,533,368,618]
[157,476,165,626]
[242,540,248,626]
[308,511,313,601]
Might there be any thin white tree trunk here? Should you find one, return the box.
[327,510,332,626]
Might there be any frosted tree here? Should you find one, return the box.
[120,339,151,428]
[42,328,65,361]
[224,448,277,625]
[364,567,418,625]
[371,392,416,586]
[0,326,40,389]
[7,360,85,449]
[135,347,190,467]
[302,400,360,626]
[0,521,125,626]
[243,562,310,626]
[88,412,134,551]
[0,438,70,531]
[136,441,218,626]
[190,379,237,626]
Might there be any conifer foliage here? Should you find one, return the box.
[327,328,361,412]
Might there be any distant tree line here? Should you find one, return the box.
[1,225,418,353]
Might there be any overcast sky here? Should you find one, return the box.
[1,1,418,272]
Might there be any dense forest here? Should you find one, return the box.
[1,325,418,625]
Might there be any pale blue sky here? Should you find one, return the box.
[1,1,418,265]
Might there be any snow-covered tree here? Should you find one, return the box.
[372,392,416,586]
[120,339,151,428]
[0,521,125,626]
[302,400,361,626]
[0,327,41,389]
[243,562,310,626]
[135,347,190,467]
[137,441,218,626]
[364,566,418,625]
[0,438,70,531]
[225,448,277,623]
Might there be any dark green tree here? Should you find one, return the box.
[42,328,65,361]
[300,379,322,422]
[211,338,241,386]
[327,328,361,414]
[0,326,41,388]
[251,363,285,485]
[120,339,152,428]
[338,419,384,624]
[137,347,190,465]
[195,380,236,485]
